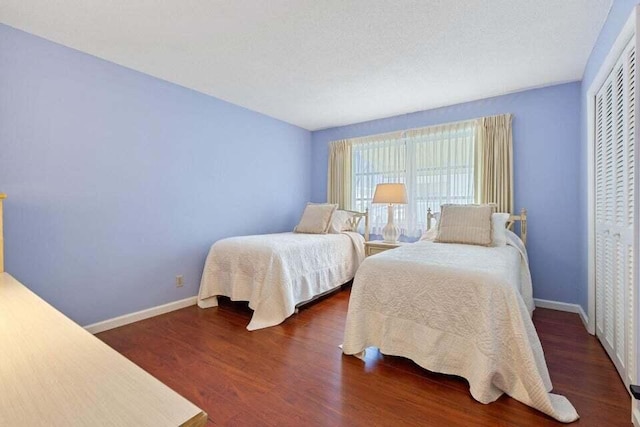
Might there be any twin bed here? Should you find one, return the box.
[197,209,368,330]
[196,203,578,423]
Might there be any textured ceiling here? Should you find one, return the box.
[0,1,612,130]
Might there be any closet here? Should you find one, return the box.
[594,36,636,388]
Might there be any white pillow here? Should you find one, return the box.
[420,225,438,241]
[328,210,353,234]
[492,212,510,246]
[294,203,337,234]
[420,212,440,241]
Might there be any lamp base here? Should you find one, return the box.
[382,204,399,243]
[382,223,400,243]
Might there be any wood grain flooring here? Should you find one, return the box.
[97,289,631,426]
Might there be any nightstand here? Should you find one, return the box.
[364,240,408,257]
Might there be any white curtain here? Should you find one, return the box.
[406,122,476,233]
[352,134,406,236]
[350,120,476,239]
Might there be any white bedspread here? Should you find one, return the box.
[198,232,364,331]
[342,238,578,423]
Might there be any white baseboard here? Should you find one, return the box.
[86,296,588,335]
[577,306,589,331]
[84,296,197,334]
[633,400,639,427]
[534,298,582,313]
[534,298,589,330]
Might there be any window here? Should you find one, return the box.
[351,121,476,238]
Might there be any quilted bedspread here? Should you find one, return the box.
[198,232,364,330]
[342,237,578,423]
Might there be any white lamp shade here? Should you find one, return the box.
[372,183,408,204]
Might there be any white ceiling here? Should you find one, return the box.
[1,1,612,130]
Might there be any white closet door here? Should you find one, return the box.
[594,38,636,388]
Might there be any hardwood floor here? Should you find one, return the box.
[97,289,631,426]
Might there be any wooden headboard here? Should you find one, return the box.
[426,207,528,245]
[0,193,5,273]
[507,208,528,246]
[343,209,370,241]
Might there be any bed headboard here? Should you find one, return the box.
[426,207,528,246]
[343,209,370,241]
[0,193,6,273]
[507,208,528,246]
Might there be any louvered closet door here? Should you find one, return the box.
[594,38,636,388]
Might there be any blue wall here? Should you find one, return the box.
[0,24,311,325]
[311,83,582,304]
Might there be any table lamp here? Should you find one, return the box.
[372,183,407,243]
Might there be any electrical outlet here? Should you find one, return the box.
[175,275,184,288]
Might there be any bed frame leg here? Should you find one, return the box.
[294,308,299,314]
